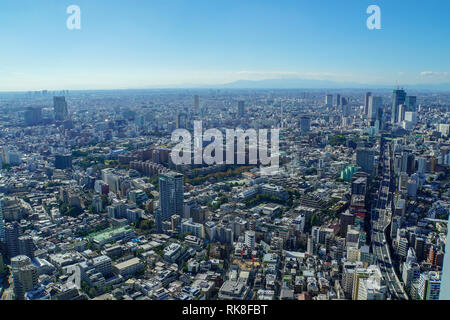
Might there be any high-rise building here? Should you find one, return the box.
[352,177,367,195]
[171,214,181,232]
[391,89,406,124]
[11,255,38,300]
[390,216,401,239]
[419,271,441,300]
[194,95,199,112]
[405,96,417,112]
[368,96,382,125]
[342,104,351,117]
[237,100,245,117]
[53,96,68,121]
[403,261,420,290]
[54,154,72,170]
[375,107,384,131]
[24,107,42,126]
[5,222,22,259]
[340,211,355,237]
[401,153,415,175]
[307,236,315,255]
[356,148,375,175]
[341,97,348,106]
[159,172,184,221]
[18,235,35,259]
[355,265,386,300]
[245,230,256,251]
[397,237,409,260]
[336,94,341,107]
[176,113,187,129]
[325,94,333,107]
[414,237,425,261]
[341,261,363,298]
[299,116,311,133]
[364,92,372,116]
[398,104,407,123]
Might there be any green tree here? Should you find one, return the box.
[311,213,319,226]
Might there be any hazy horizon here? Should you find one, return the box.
[1,0,450,91]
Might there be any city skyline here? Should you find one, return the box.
[0,0,450,305]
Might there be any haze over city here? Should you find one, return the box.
[1,0,450,91]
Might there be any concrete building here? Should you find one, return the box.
[11,255,38,300]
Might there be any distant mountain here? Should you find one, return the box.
[217,78,366,89]
[212,78,450,91]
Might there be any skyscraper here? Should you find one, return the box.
[245,230,256,250]
[194,95,199,113]
[336,94,341,107]
[418,271,441,300]
[405,96,417,112]
[53,96,68,121]
[176,113,187,129]
[159,172,184,221]
[341,97,348,106]
[5,222,22,259]
[299,116,311,133]
[24,107,42,126]
[364,92,372,116]
[368,96,382,124]
[18,235,35,259]
[356,148,375,175]
[398,104,406,123]
[237,100,245,117]
[11,255,38,300]
[376,107,384,131]
[391,89,406,124]
[325,94,333,107]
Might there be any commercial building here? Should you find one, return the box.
[159,172,184,221]
[11,255,38,300]
[53,96,69,121]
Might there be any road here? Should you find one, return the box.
[370,140,409,300]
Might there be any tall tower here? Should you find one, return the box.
[159,172,184,221]
[391,89,406,124]
[405,96,417,112]
[24,107,42,126]
[238,100,245,117]
[299,116,311,133]
[280,103,284,128]
[18,235,35,259]
[325,94,333,107]
[368,96,382,124]
[5,222,22,259]
[194,95,199,113]
[176,113,187,129]
[53,96,68,121]
[11,255,38,300]
[364,92,372,116]
[356,148,375,175]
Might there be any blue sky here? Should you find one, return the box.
[0,0,449,91]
